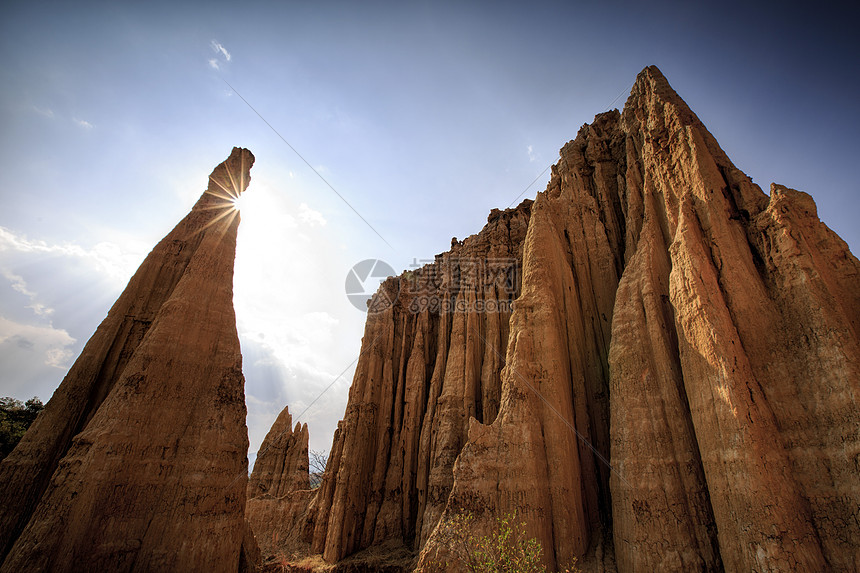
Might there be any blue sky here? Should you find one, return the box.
[1,0,858,458]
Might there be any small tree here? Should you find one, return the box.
[308,449,328,489]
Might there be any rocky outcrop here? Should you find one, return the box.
[248,406,310,499]
[415,66,860,572]
[0,148,255,572]
[246,406,313,559]
[306,200,532,562]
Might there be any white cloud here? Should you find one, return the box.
[298,202,327,226]
[208,58,220,70]
[0,226,144,286]
[0,316,76,370]
[241,333,354,455]
[527,144,537,162]
[45,346,75,369]
[210,40,232,62]
[73,118,93,130]
[0,226,149,396]
[31,106,54,119]
[0,268,53,317]
[0,227,149,400]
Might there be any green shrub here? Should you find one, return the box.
[428,511,579,573]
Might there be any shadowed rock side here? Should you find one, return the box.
[305,201,532,562]
[416,66,860,572]
[246,406,313,559]
[0,148,255,572]
[248,406,310,498]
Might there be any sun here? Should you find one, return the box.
[231,192,249,212]
[205,164,248,216]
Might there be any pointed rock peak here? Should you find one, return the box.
[638,64,667,82]
[624,65,698,125]
[267,405,294,439]
[622,66,704,135]
[248,404,310,500]
[199,146,255,212]
[632,65,671,93]
[410,67,859,573]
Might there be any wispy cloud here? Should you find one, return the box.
[0,268,53,317]
[73,118,93,130]
[527,144,537,162]
[45,346,76,369]
[31,106,55,119]
[298,203,327,227]
[231,179,363,454]
[0,227,148,389]
[0,316,76,370]
[208,58,220,70]
[210,40,232,62]
[0,226,143,286]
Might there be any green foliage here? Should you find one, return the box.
[0,396,44,460]
[429,511,579,573]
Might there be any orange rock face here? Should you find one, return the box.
[276,66,859,572]
[307,201,532,562]
[416,66,860,572]
[0,148,255,572]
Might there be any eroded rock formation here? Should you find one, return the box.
[0,148,255,572]
[306,201,532,562]
[416,66,860,572]
[246,406,313,558]
[279,66,859,572]
[248,406,310,498]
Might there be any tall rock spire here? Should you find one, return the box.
[0,147,255,572]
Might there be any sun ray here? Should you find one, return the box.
[240,153,245,198]
[224,162,240,199]
[205,191,237,204]
[208,175,237,199]
[198,202,236,212]
[185,205,238,240]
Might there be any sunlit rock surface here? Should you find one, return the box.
[307,200,532,563]
[273,66,859,572]
[416,66,860,572]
